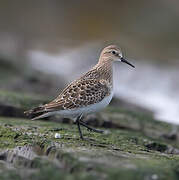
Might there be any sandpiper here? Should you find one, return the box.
[25,45,135,139]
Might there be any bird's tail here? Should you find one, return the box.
[24,105,45,116]
[24,105,51,120]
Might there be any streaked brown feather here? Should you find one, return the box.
[24,45,119,119]
[43,78,110,111]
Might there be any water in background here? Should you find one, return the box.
[114,62,179,124]
[28,43,179,124]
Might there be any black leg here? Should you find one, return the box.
[79,120,104,134]
[76,115,84,140]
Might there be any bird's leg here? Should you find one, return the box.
[79,119,104,134]
[76,115,84,139]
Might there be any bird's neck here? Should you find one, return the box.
[95,58,113,83]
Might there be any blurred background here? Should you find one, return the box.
[1,0,179,124]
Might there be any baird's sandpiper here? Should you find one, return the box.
[25,45,135,139]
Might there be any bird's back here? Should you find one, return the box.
[43,67,112,112]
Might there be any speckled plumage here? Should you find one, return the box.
[44,58,113,111]
[26,46,116,117]
[25,45,135,139]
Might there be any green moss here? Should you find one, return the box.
[0,116,176,153]
[0,90,48,110]
[0,126,20,148]
[0,114,178,179]
[0,125,34,148]
[0,171,22,180]
[104,106,174,140]
[30,165,96,180]
[105,106,171,129]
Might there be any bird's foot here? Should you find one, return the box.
[79,120,104,134]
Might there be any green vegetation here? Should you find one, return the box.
[0,115,178,180]
[0,90,179,179]
[0,90,48,110]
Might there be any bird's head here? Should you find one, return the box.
[100,45,135,68]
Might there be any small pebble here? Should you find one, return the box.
[55,133,61,139]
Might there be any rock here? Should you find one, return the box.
[0,90,179,179]
[166,146,179,155]
[145,142,168,152]
[0,104,24,118]
[162,132,178,141]
[0,115,178,179]
[0,90,48,118]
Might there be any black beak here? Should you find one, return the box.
[120,57,135,68]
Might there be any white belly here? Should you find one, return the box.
[56,91,113,119]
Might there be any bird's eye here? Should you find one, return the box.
[112,51,116,55]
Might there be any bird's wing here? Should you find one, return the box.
[43,78,110,111]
